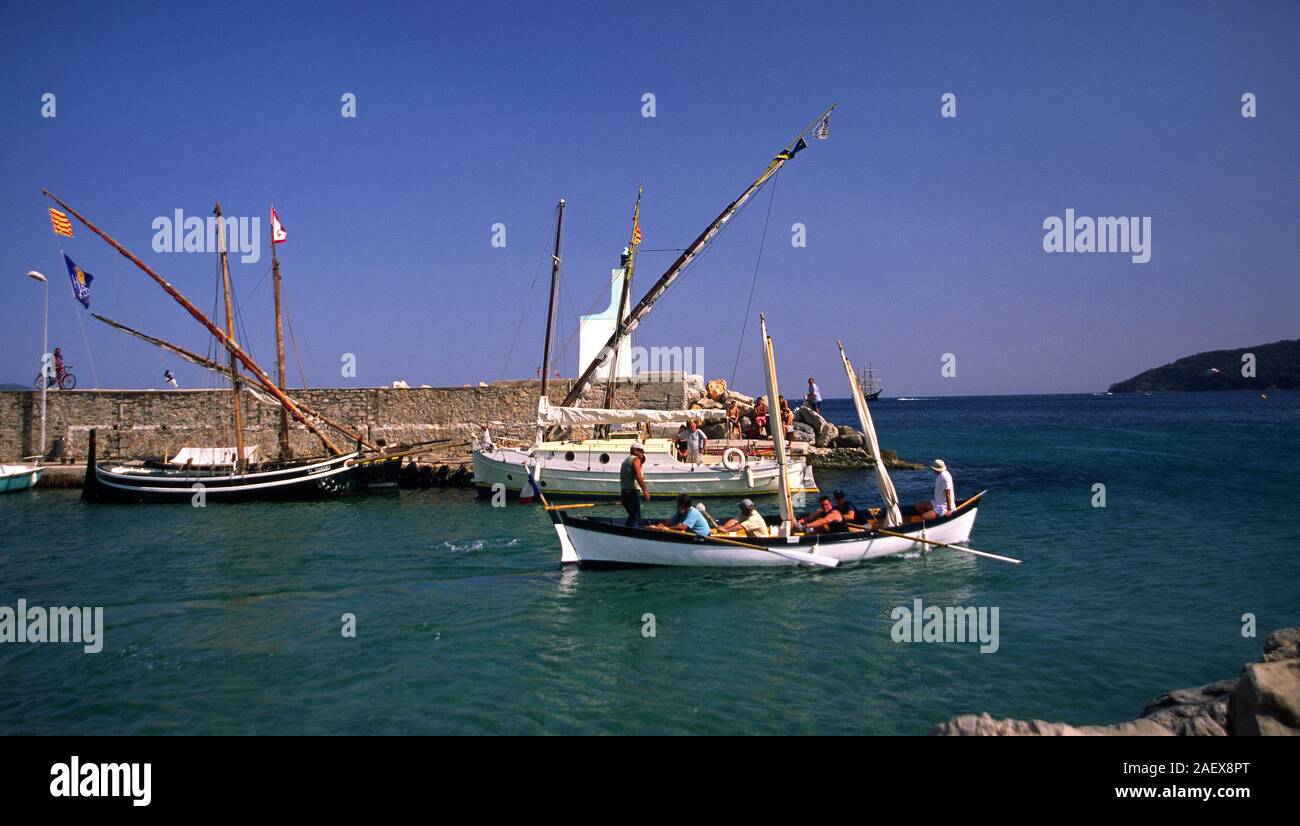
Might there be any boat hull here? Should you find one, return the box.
[473,444,816,499]
[80,429,383,504]
[552,494,982,568]
[0,465,43,494]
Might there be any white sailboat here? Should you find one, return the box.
[472,132,827,501]
[546,315,1016,569]
[474,397,813,499]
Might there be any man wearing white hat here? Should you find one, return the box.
[930,459,955,517]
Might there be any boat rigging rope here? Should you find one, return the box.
[729,167,780,387]
[500,208,559,380]
[285,307,309,390]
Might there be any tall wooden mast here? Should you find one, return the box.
[559,104,836,409]
[271,207,291,459]
[214,202,247,471]
[539,198,566,400]
[600,188,642,418]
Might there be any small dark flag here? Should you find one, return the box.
[776,137,809,161]
[63,253,94,308]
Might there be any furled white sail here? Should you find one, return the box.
[168,446,260,465]
[537,397,728,427]
[838,342,902,526]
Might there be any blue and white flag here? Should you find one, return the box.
[63,253,94,308]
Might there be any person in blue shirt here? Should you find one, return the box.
[649,493,711,538]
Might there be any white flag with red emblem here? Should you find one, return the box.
[270,206,287,244]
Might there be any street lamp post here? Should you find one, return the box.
[27,270,48,463]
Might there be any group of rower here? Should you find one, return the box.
[620,444,959,536]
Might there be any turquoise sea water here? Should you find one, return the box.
[2,391,1298,735]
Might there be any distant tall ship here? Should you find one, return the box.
[858,363,883,401]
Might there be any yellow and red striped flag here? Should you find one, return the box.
[49,208,74,237]
[632,221,642,246]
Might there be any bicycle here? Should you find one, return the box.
[35,365,77,390]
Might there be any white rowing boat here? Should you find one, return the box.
[549,491,984,568]
[0,464,43,494]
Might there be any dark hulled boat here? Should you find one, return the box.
[81,430,402,503]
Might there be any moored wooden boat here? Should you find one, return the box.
[474,435,816,499]
[80,429,378,503]
[0,464,44,494]
[45,192,407,504]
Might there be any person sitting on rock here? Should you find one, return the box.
[717,498,770,538]
[779,397,795,439]
[752,397,769,438]
[798,495,847,533]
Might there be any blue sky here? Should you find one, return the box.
[2,0,1296,397]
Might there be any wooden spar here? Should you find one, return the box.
[760,313,795,530]
[558,104,836,409]
[41,188,342,456]
[270,207,291,459]
[539,199,565,400]
[89,313,377,451]
[214,202,248,471]
[599,188,642,423]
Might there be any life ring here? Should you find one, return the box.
[722,447,747,472]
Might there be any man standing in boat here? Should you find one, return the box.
[619,445,650,526]
[931,459,955,517]
[684,419,706,464]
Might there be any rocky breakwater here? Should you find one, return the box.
[684,379,923,470]
[930,627,1300,736]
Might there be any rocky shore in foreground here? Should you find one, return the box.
[930,627,1300,736]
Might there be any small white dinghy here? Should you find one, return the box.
[0,464,44,494]
[544,315,1020,570]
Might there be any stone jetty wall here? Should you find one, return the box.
[0,379,688,461]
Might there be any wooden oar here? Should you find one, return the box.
[544,502,597,511]
[867,527,1021,565]
[703,532,840,568]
